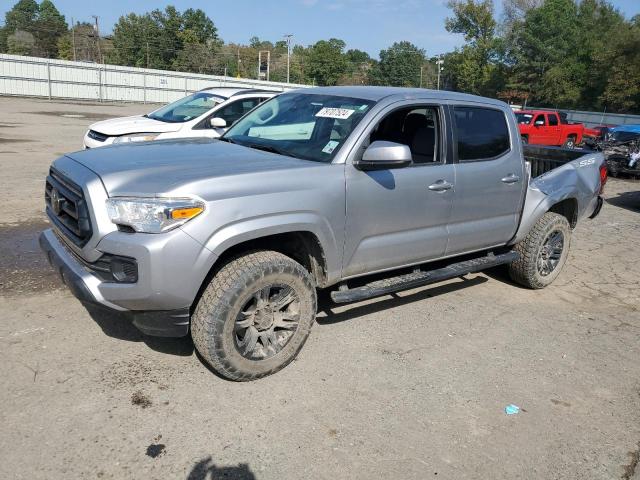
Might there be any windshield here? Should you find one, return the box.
[515,113,533,124]
[148,92,225,123]
[223,93,375,163]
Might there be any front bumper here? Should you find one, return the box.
[39,229,190,337]
[83,132,115,149]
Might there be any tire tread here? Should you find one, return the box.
[191,250,316,381]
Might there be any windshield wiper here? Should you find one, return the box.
[245,143,304,160]
[245,143,282,154]
[218,136,236,144]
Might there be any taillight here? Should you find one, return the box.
[599,163,607,194]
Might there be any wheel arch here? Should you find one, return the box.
[191,225,334,315]
[511,187,579,245]
[548,197,578,228]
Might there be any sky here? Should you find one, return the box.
[2,0,640,57]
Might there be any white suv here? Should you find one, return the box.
[83,87,276,148]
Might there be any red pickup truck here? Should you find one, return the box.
[515,110,584,148]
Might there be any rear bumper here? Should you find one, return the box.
[39,229,190,337]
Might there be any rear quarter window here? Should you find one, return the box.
[453,106,511,161]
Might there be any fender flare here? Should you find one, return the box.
[201,212,341,283]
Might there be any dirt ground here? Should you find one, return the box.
[0,96,639,480]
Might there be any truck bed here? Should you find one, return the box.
[523,145,589,178]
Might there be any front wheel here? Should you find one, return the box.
[191,251,317,381]
[508,212,571,289]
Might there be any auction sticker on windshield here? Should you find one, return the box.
[322,140,340,154]
[316,108,355,119]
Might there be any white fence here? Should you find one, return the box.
[0,53,307,104]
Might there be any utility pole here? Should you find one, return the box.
[419,65,424,88]
[71,17,77,61]
[146,41,150,68]
[236,48,241,78]
[284,34,293,83]
[436,57,444,90]
[92,15,102,63]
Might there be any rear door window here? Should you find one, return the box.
[217,98,262,125]
[548,114,559,126]
[453,106,511,161]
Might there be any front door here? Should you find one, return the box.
[342,104,455,278]
[447,105,525,254]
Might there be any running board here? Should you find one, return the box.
[330,251,519,304]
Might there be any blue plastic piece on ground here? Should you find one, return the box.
[505,404,520,415]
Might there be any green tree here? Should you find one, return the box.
[371,41,425,87]
[34,0,67,57]
[575,0,627,110]
[599,22,640,112]
[109,13,159,67]
[7,29,36,55]
[306,38,348,86]
[109,6,219,72]
[444,0,504,95]
[57,21,103,62]
[181,8,218,43]
[0,0,39,52]
[509,0,582,106]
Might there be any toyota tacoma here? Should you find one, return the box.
[40,87,606,381]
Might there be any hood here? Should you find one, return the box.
[89,115,182,136]
[64,138,320,196]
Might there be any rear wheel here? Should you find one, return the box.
[562,136,577,149]
[521,135,528,145]
[508,212,571,289]
[191,250,317,381]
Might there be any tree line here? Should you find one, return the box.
[1,0,639,113]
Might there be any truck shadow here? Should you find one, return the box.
[606,190,640,213]
[84,303,194,356]
[316,275,488,325]
[84,275,491,358]
[186,457,256,480]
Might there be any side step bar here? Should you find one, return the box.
[330,251,519,304]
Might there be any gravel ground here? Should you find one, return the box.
[0,96,639,480]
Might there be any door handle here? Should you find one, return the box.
[428,180,453,192]
[501,174,520,184]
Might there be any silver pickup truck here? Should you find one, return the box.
[40,87,606,380]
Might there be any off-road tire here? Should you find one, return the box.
[191,250,317,381]
[508,212,571,289]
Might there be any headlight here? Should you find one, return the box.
[112,133,159,144]
[106,197,204,233]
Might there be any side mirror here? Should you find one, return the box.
[210,117,227,129]
[534,120,544,127]
[355,141,412,171]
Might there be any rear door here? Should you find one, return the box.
[446,104,526,255]
[547,113,562,145]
